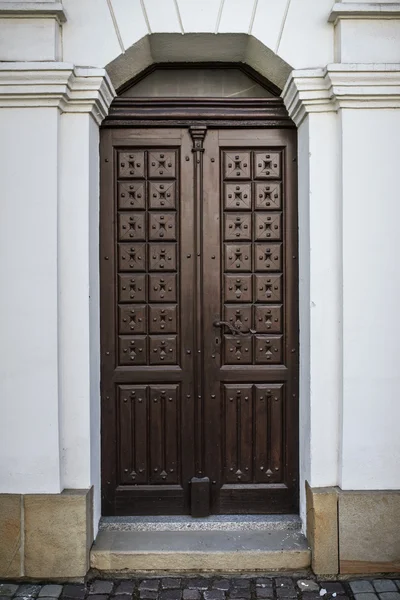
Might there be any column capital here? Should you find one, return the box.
[0,62,116,124]
[282,64,400,126]
[0,2,66,24]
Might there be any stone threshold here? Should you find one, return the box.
[91,516,310,574]
[99,515,302,532]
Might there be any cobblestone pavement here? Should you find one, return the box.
[1,578,400,600]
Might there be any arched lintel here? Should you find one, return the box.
[106,33,292,95]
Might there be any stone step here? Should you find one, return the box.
[91,520,311,573]
[99,514,303,532]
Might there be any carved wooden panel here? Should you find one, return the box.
[116,148,180,367]
[223,384,284,484]
[118,384,180,485]
[221,149,285,367]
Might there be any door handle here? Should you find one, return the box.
[213,320,255,336]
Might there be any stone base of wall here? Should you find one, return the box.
[0,488,93,580]
[307,483,400,575]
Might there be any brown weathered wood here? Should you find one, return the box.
[100,99,298,516]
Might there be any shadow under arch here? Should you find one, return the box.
[105,33,293,94]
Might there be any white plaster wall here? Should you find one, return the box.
[0,18,60,61]
[0,108,61,493]
[335,19,400,63]
[58,113,93,491]
[297,118,311,525]
[60,0,334,70]
[340,108,400,490]
[307,112,342,488]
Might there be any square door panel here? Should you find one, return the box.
[118,182,146,210]
[149,181,176,209]
[119,335,147,365]
[119,305,147,334]
[118,274,146,303]
[224,152,251,179]
[149,243,177,271]
[224,335,252,364]
[224,305,252,332]
[149,336,178,365]
[255,242,282,272]
[254,305,282,333]
[254,151,281,179]
[224,275,252,303]
[149,212,177,241]
[255,212,282,241]
[254,274,283,303]
[255,182,281,210]
[118,212,146,241]
[254,335,283,364]
[148,151,176,179]
[224,213,251,241]
[224,183,251,211]
[149,305,177,334]
[149,274,177,302]
[118,243,146,271]
[225,243,251,272]
[118,151,145,179]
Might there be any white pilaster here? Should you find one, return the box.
[282,72,342,524]
[0,63,114,512]
[283,64,400,507]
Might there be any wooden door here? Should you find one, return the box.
[202,129,298,513]
[100,125,298,516]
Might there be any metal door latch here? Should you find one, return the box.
[213,320,255,336]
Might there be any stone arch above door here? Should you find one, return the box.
[105,33,292,94]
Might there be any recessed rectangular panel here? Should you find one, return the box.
[149,274,177,302]
[118,385,148,485]
[149,212,177,241]
[149,335,178,365]
[254,151,281,179]
[118,212,146,241]
[118,151,145,178]
[225,243,252,272]
[224,213,252,241]
[255,385,284,483]
[223,385,253,484]
[118,274,147,303]
[149,243,177,271]
[255,182,281,210]
[224,335,252,365]
[149,305,177,334]
[148,151,176,179]
[118,182,146,210]
[254,334,283,364]
[148,181,176,209]
[149,385,180,484]
[254,304,282,333]
[224,305,252,332]
[254,242,282,272]
[254,274,283,303]
[118,305,147,334]
[119,335,147,365]
[118,243,146,272]
[254,212,282,241]
[224,183,252,210]
[224,275,252,303]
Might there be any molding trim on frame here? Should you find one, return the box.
[0,63,116,124]
[0,2,66,23]
[329,2,400,25]
[282,64,400,126]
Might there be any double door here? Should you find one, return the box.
[101,126,298,515]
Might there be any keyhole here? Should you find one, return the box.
[215,338,220,346]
